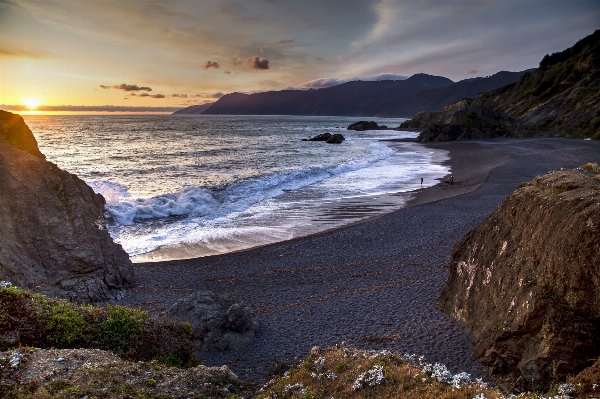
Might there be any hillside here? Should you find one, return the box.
[175,71,526,117]
[404,29,600,140]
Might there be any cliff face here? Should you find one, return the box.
[0,111,134,302]
[405,29,600,140]
[438,169,600,391]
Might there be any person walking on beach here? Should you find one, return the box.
[421,177,423,186]
[450,175,453,185]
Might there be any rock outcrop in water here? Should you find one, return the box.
[438,168,600,391]
[0,111,134,302]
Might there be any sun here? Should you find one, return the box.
[24,98,40,110]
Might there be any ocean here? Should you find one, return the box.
[23,114,450,261]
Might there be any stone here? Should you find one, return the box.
[438,169,600,392]
[304,132,332,141]
[326,133,345,144]
[347,121,381,131]
[167,290,259,352]
[0,111,134,302]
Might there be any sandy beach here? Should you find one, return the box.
[117,137,600,382]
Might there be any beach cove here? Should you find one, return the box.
[116,137,600,382]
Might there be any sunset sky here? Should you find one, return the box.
[1,0,599,113]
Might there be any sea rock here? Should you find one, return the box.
[304,132,332,141]
[0,111,134,302]
[400,98,515,141]
[326,133,345,144]
[167,290,260,352]
[347,121,381,131]
[437,169,600,391]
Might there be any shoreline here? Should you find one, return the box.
[117,137,600,383]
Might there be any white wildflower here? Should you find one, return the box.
[9,352,23,368]
[451,371,472,388]
[0,281,12,288]
[352,364,386,390]
[283,383,306,396]
[313,356,326,370]
[473,393,486,399]
[558,383,576,398]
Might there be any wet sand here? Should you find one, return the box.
[117,137,600,382]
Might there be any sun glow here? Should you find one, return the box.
[24,98,40,110]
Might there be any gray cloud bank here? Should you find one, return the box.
[100,84,152,92]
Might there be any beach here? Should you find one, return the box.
[117,137,600,383]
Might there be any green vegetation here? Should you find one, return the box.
[0,285,198,368]
[257,346,599,399]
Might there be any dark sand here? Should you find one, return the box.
[117,137,600,382]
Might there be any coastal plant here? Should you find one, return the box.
[255,345,503,399]
[0,284,198,368]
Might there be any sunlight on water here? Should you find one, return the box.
[24,115,449,261]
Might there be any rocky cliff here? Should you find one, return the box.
[403,29,600,141]
[0,111,134,302]
[438,168,600,391]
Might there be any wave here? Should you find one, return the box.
[90,142,395,227]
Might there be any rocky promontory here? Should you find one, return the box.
[0,111,134,302]
[438,167,600,391]
[402,29,600,141]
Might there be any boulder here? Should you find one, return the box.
[304,132,332,141]
[347,121,381,131]
[438,169,600,392]
[326,133,345,144]
[167,291,260,352]
[0,111,134,302]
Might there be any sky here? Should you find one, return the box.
[1,0,599,113]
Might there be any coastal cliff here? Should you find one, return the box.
[403,29,600,141]
[438,167,600,391]
[0,111,134,302]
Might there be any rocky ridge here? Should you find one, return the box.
[402,29,600,141]
[438,168,600,391]
[0,111,134,302]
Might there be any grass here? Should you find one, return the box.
[0,284,198,368]
[255,346,600,399]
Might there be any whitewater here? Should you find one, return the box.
[24,114,449,261]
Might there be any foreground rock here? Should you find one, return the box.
[167,290,260,351]
[0,111,134,302]
[0,348,254,398]
[438,168,600,391]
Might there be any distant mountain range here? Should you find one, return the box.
[173,71,528,117]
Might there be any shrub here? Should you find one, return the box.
[0,286,198,368]
[581,162,600,172]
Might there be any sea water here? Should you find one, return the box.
[23,114,449,261]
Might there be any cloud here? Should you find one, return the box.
[467,69,478,74]
[366,73,408,81]
[203,60,220,70]
[192,92,224,99]
[0,43,52,58]
[172,93,188,98]
[299,78,343,88]
[245,56,269,70]
[100,83,152,91]
[136,93,165,98]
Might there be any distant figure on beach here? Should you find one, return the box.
[421,177,423,186]
[450,175,454,185]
